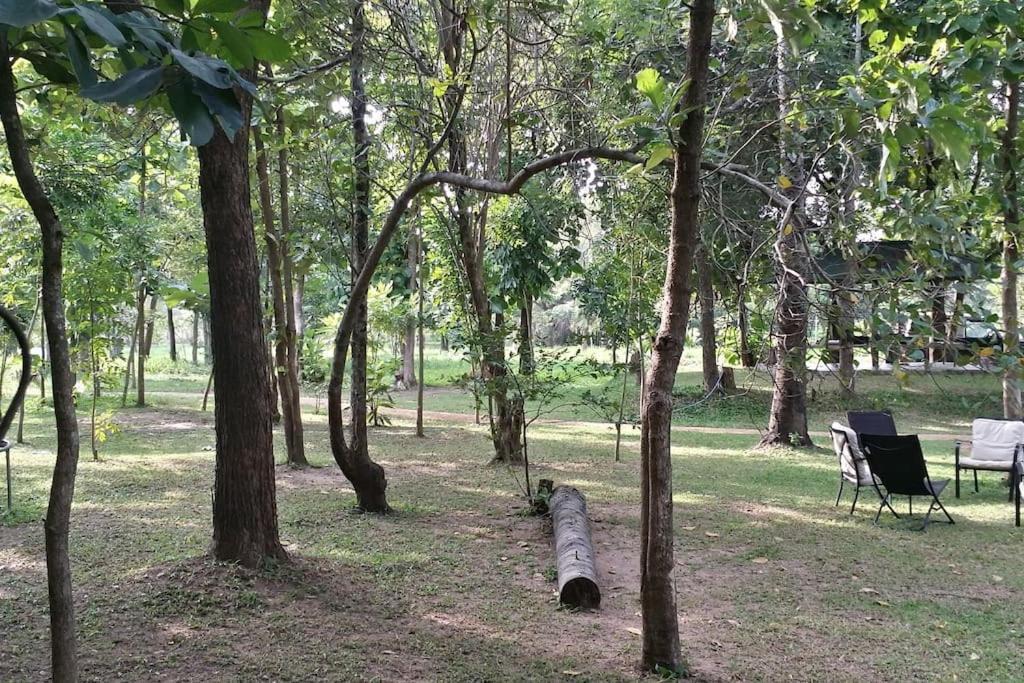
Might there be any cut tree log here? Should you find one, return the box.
[550,485,601,609]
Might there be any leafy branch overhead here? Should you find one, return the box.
[0,0,291,145]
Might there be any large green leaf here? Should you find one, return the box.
[73,4,126,47]
[0,0,59,27]
[209,18,252,66]
[171,48,234,88]
[635,67,665,110]
[246,27,291,62]
[194,78,242,139]
[64,25,97,88]
[167,77,215,145]
[81,66,163,105]
[23,53,77,84]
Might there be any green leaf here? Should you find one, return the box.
[635,67,665,110]
[210,18,253,67]
[645,144,673,170]
[23,53,77,84]
[73,4,126,47]
[192,0,247,13]
[194,78,242,139]
[64,25,97,88]
[0,0,59,27]
[246,28,291,62]
[170,48,234,88]
[929,118,971,172]
[167,77,215,146]
[81,66,163,105]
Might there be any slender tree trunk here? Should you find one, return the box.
[1003,72,1021,419]
[135,289,147,407]
[417,215,426,437]
[518,295,534,376]
[325,0,390,512]
[403,228,418,387]
[143,293,157,356]
[931,286,949,364]
[735,280,755,368]
[203,313,212,365]
[191,312,199,364]
[761,33,812,447]
[639,1,714,672]
[255,124,307,466]
[696,243,719,394]
[195,0,285,566]
[167,306,177,362]
[0,36,81,682]
[276,107,307,463]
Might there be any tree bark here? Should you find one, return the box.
[760,32,812,448]
[696,243,719,394]
[255,124,307,466]
[167,305,177,362]
[1003,72,1021,419]
[638,0,714,673]
[735,280,755,367]
[403,228,418,387]
[518,296,534,376]
[551,486,600,609]
[326,0,390,512]
[276,107,307,462]
[135,288,147,406]
[417,213,426,437]
[191,311,199,364]
[196,0,285,566]
[0,35,82,682]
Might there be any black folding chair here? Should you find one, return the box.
[847,410,897,437]
[0,305,32,514]
[1015,460,1023,528]
[859,434,954,529]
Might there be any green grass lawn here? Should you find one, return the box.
[1,359,1021,681]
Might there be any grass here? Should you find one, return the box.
[0,354,1020,681]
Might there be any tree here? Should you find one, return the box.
[637,0,715,671]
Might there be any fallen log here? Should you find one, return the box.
[550,485,600,609]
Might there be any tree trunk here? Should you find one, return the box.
[735,280,755,367]
[519,295,534,376]
[255,124,307,466]
[638,1,714,672]
[192,312,199,364]
[325,0,390,513]
[276,107,307,463]
[167,305,177,362]
[143,293,157,356]
[551,486,601,609]
[403,228,418,387]
[696,243,719,394]
[1003,72,1021,419]
[196,0,286,567]
[417,214,426,437]
[0,35,82,682]
[203,312,212,365]
[760,32,812,448]
[136,289,147,407]
[437,0,522,463]
[930,287,949,364]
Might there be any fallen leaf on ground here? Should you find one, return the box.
[705,532,720,538]
[876,600,891,607]
[751,557,769,564]
[627,627,642,636]
[681,526,697,531]
[562,671,582,677]
[969,653,981,661]
[859,587,879,594]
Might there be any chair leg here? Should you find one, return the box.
[908,496,912,516]
[1009,474,1015,503]
[974,470,979,493]
[835,478,845,507]
[849,486,860,515]
[932,496,954,525]
[955,465,960,498]
[874,494,899,524]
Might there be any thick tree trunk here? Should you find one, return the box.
[0,36,82,682]
[1003,73,1021,419]
[255,125,307,466]
[196,0,285,566]
[325,0,390,513]
[167,305,177,362]
[761,33,812,448]
[696,243,719,394]
[638,0,714,672]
